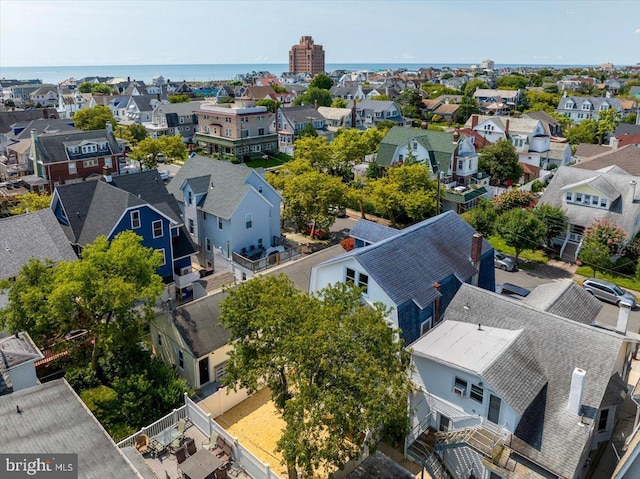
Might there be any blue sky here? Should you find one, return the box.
[1,0,639,67]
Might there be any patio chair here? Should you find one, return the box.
[202,432,218,451]
[214,468,228,479]
[175,446,187,465]
[217,442,232,464]
[169,436,182,453]
[134,434,150,455]
[177,418,187,436]
[185,437,196,456]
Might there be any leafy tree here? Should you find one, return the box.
[496,209,546,263]
[533,204,568,247]
[347,180,371,219]
[398,90,424,119]
[492,189,536,214]
[370,94,390,101]
[595,108,621,145]
[129,135,187,169]
[272,84,287,93]
[276,168,347,232]
[376,120,397,130]
[293,87,333,107]
[298,123,318,138]
[293,136,333,172]
[331,98,348,108]
[92,84,113,94]
[623,112,637,125]
[309,73,333,90]
[463,79,489,97]
[10,192,52,215]
[330,128,368,179]
[220,275,413,479]
[582,219,627,256]
[73,105,117,131]
[565,119,598,145]
[0,232,164,368]
[497,75,529,90]
[169,94,190,103]
[365,159,381,179]
[461,199,498,237]
[579,239,612,277]
[456,96,481,123]
[78,82,94,93]
[361,127,388,153]
[479,139,523,186]
[523,90,560,114]
[115,123,148,147]
[256,98,281,113]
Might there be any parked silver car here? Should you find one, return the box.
[494,251,516,271]
[582,278,636,308]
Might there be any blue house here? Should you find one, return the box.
[51,170,197,291]
[309,211,495,345]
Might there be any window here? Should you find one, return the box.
[187,191,193,206]
[205,237,211,252]
[420,317,433,336]
[225,128,231,137]
[454,377,467,396]
[258,185,263,193]
[179,116,185,123]
[203,212,207,220]
[218,217,223,230]
[600,104,609,111]
[564,102,573,109]
[83,159,98,168]
[575,193,583,203]
[68,162,77,175]
[214,361,228,380]
[258,128,265,136]
[598,408,609,432]
[130,210,141,229]
[258,238,263,247]
[439,414,450,432]
[224,117,231,123]
[470,384,484,402]
[178,350,184,370]
[245,213,253,229]
[157,334,162,346]
[600,198,608,208]
[104,157,112,168]
[358,273,369,294]
[158,248,166,266]
[188,218,194,234]
[346,268,356,284]
[582,103,591,111]
[152,220,163,238]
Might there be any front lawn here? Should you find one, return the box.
[244,152,292,169]
[488,236,552,264]
[575,266,640,293]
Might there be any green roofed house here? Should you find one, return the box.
[375,126,490,213]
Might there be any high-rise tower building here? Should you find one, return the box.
[289,36,325,75]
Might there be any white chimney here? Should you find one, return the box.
[630,181,637,203]
[568,368,586,415]
[609,137,620,149]
[616,300,633,334]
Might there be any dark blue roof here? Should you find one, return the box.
[323,211,492,309]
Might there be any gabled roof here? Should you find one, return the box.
[432,284,625,478]
[376,126,456,169]
[0,109,59,134]
[13,118,78,140]
[473,89,520,100]
[559,174,620,201]
[557,95,623,111]
[523,110,561,127]
[0,209,78,280]
[349,219,399,244]
[35,128,121,165]
[538,165,640,234]
[0,332,44,394]
[279,105,324,124]
[523,279,603,325]
[167,156,275,220]
[574,143,611,159]
[316,106,352,121]
[317,211,492,309]
[576,144,640,176]
[0,379,143,478]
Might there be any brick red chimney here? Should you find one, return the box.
[433,283,442,326]
[505,119,510,137]
[471,114,479,129]
[471,233,483,285]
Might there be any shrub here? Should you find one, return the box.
[66,364,100,392]
[531,180,544,193]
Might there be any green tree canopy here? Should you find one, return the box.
[10,192,52,215]
[0,232,164,367]
[298,122,318,138]
[72,105,117,131]
[293,87,333,107]
[115,123,148,147]
[220,275,413,479]
[256,98,281,113]
[331,98,348,108]
[92,84,113,94]
[78,82,94,93]
[479,139,523,185]
[272,84,288,93]
[129,135,188,169]
[330,128,369,179]
[309,73,333,90]
[461,199,498,238]
[533,204,568,247]
[565,119,598,145]
[595,108,621,145]
[496,75,529,90]
[496,209,546,262]
[464,79,489,97]
[292,136,333,172]
[169,94,190,103]
[492,189,536,214]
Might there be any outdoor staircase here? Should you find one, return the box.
[408,431,454,479]
[560,241,580,263]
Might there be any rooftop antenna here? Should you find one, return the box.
[478,323,482,331]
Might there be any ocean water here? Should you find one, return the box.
[0,62,590,85]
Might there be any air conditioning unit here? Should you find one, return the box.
[453,386,466,397]
[179,266,192,276]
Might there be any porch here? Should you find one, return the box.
[117,393,281,479]
[558,226,585,263]
[232,236,303,274]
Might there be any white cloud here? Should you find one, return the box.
[635,28,640,34]
[400,52,417,60]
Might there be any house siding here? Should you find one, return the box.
[229,191,276,252]
[151,312,197,387]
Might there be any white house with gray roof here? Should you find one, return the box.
[556,92,624,125]
[407,283,634,479]
[347,99,411,128]
[167,156,281,273]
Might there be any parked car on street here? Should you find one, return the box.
[494,251,516,271]
[582,278,636,308]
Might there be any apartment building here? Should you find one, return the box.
[288,35,325,75]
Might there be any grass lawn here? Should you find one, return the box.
[575,266,640,293]
[488,236,552,267]
[244,156,288,168]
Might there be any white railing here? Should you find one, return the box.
[174,270,200,289]
[116,405,188,448]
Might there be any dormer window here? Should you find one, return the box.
[565,102,574,109]
[600,104,609,111]
[582,103,591,111]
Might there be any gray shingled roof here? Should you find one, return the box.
[538,165,640,235]
[524,280,603,325]
[319,211,492,309]
[0,109,59,134]
[167,156,259,220]
[575,145,640,177]
[349,219,399,244]
[35,129,121,165]
[0,209,78,280]
[0,379,142,478]
[443,284,624,479]
[0,332,44,395]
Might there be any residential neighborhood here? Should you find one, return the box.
[2,2,640,478]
